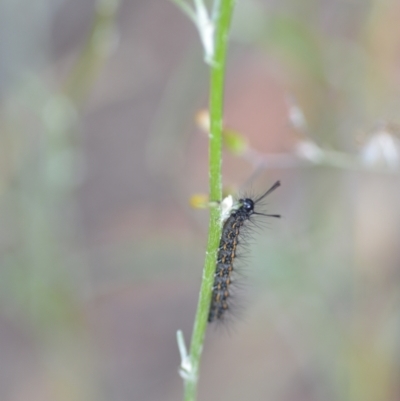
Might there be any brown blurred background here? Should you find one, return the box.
[1,0,400,400]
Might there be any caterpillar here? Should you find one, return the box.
[208,181,281,323]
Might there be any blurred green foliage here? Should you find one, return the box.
[1,1,400,400]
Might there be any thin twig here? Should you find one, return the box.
[172,1,235,401]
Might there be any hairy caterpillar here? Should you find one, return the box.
[208,181,281,323]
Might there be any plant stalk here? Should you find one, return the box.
[183,1,235,400]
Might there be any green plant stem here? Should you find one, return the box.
[183,1,235,401]
[63,0,120,106]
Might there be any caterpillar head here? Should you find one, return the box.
[240,198,255,214]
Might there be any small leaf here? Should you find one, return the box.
[195,109,210,132]
[189,193,210,209]
[223,129,249,154]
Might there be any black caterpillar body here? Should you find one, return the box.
[208,181,280,323]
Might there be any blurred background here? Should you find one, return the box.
[1,0,400,400]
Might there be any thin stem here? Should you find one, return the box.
[169,0,197,24]
[182,1,235,401]
[63,0,120,105]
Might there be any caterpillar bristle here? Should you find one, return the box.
[208,181,280,323]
